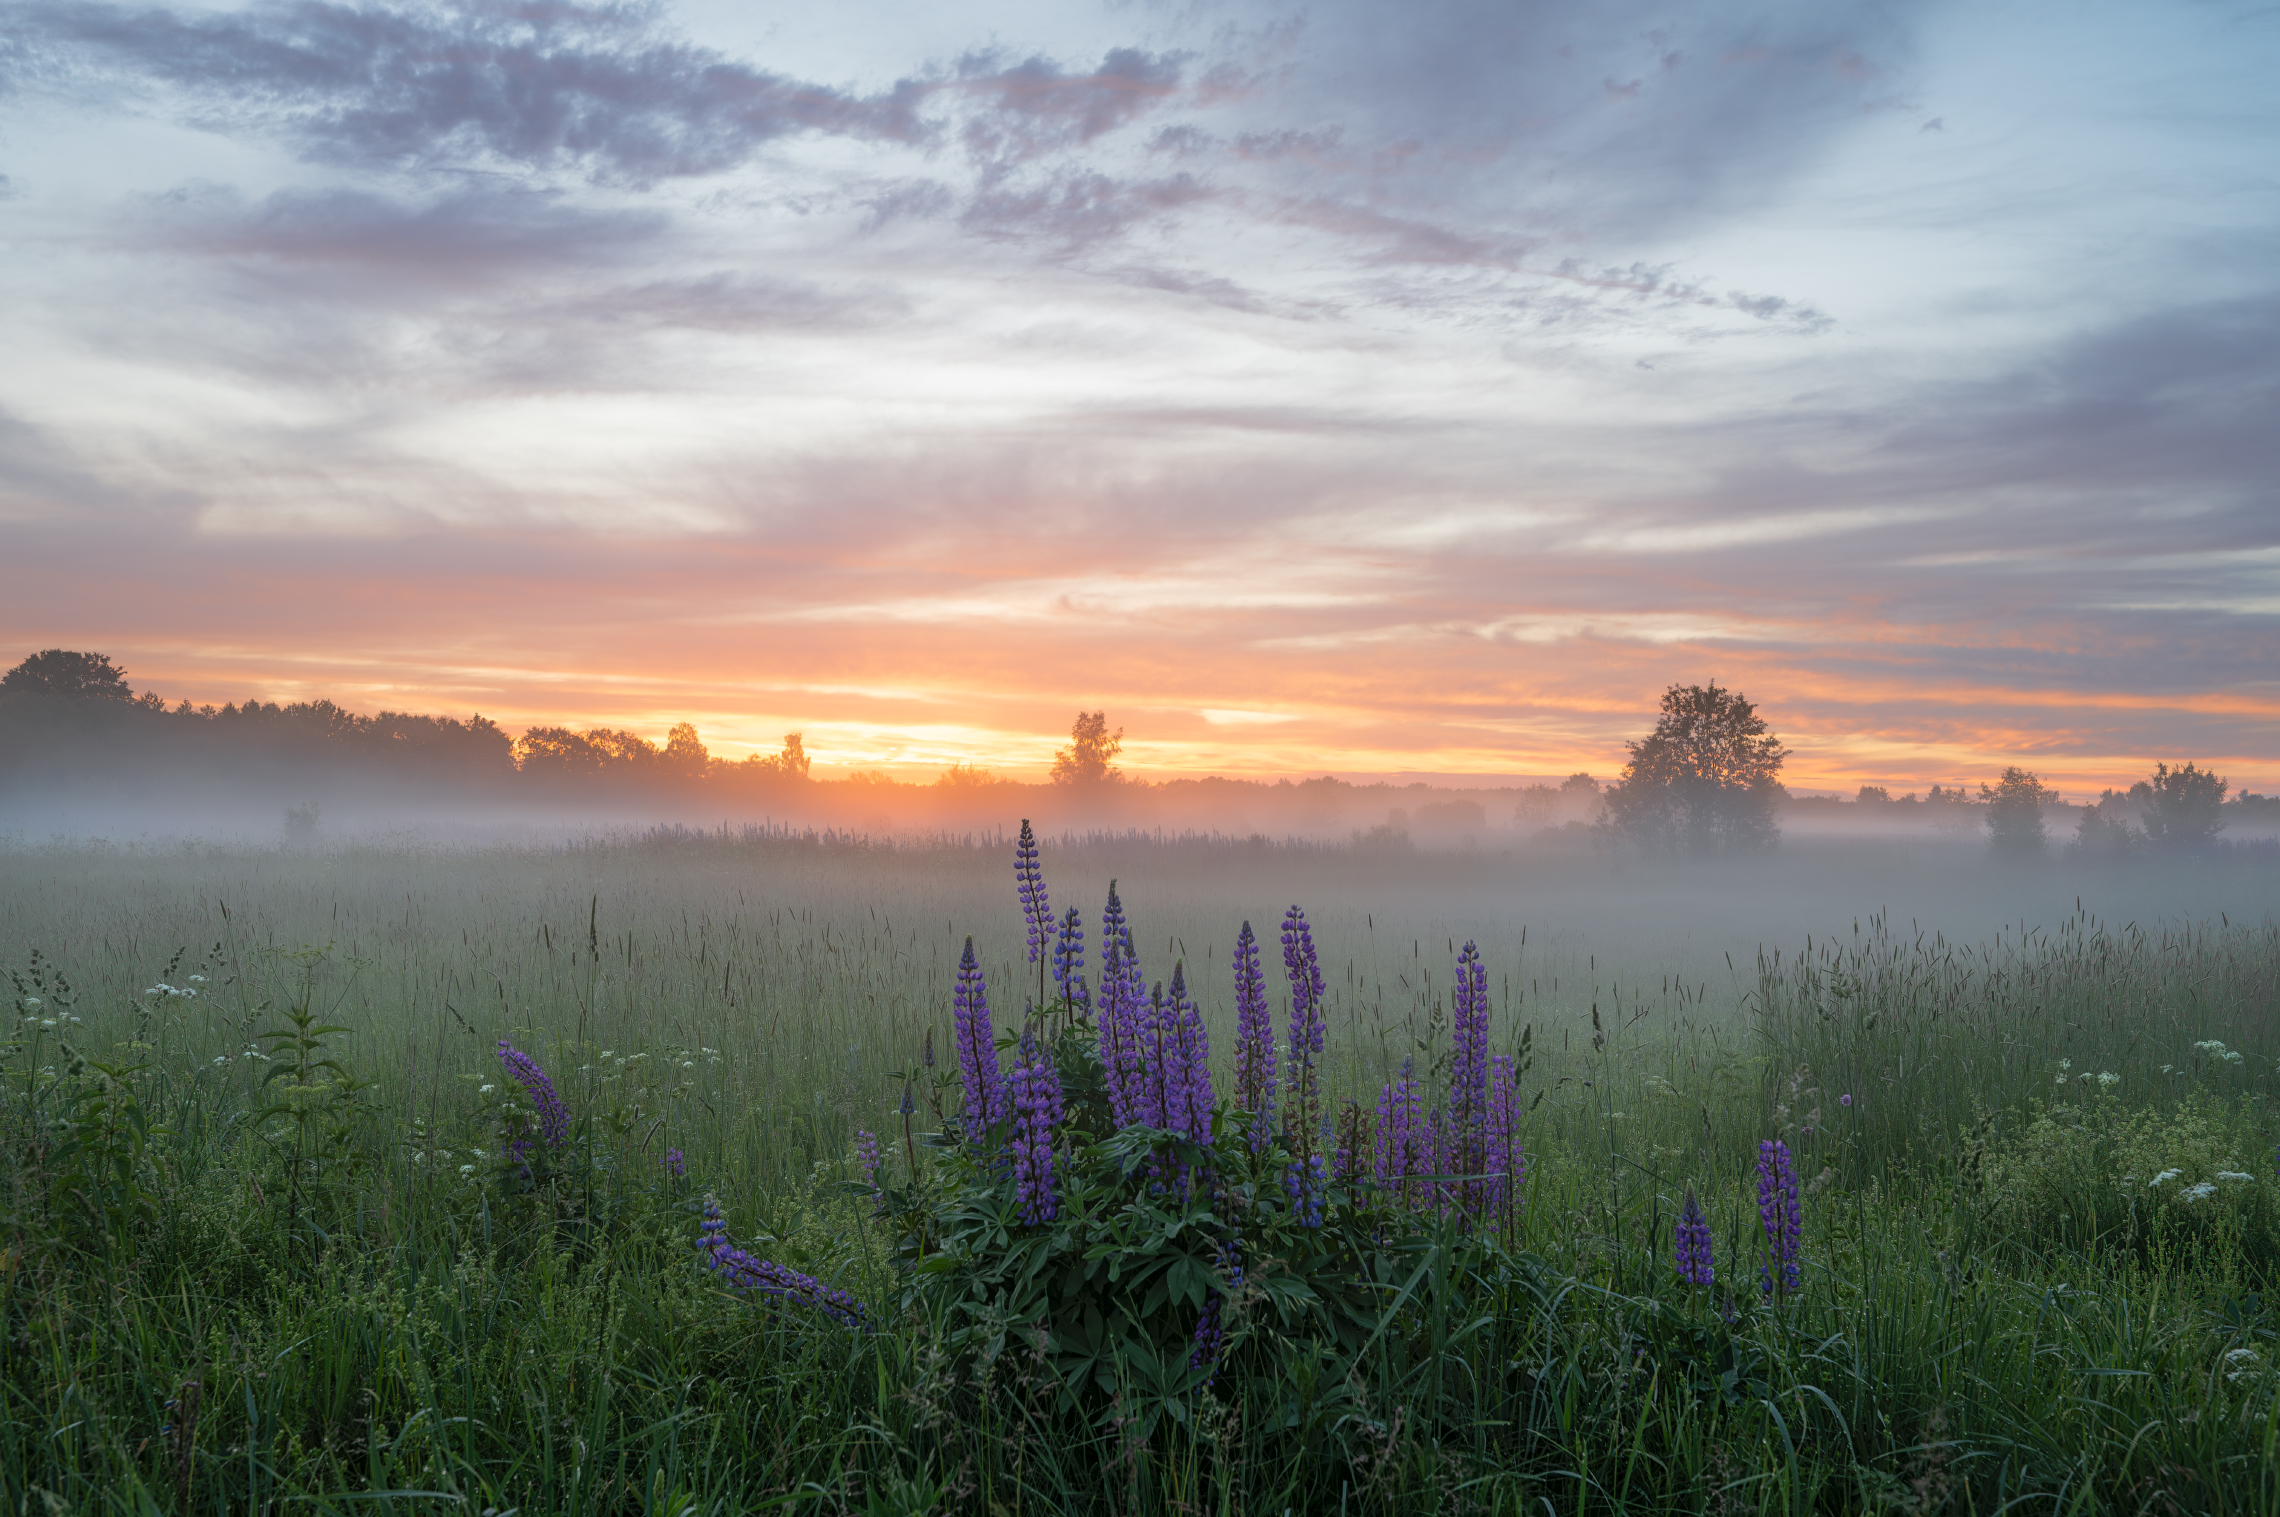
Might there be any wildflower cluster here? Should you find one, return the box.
[1365,940,1526,1229]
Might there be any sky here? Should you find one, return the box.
[0,0,2274,793]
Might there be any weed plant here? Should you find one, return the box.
[0,835,2275,1513]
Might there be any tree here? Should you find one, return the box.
[1,649,134,700]
[663,722,710,780]
[1599,682,1786,855]
[1980,767,2056,857]
[2139,761,2227,850]
[1050,711,1123,786]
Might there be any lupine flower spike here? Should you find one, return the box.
[953,938,1002,1134]
[699,1194,868,1328]
[1232,921,1275,1150]
[854,1130,882,1190]
[1052,907,1088,1011]
[497,1041,570,1166]
[1015,820,1051,965]
[1676,1190,1714,1287]
[1008,1031,1066,1225]
[1160,962,1214,1145]
[1757,1139,1802,1296]
[664,1147,686,1180]
[1280,906,1327,1148]
[1281,906,1330,1226]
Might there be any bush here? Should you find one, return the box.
[1969,1086,2279,1272]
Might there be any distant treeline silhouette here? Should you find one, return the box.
[3,651,2271,850]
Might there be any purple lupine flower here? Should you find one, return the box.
[664,1147,686,1180]
[1015,819,1051,966]
[1448,943,1490,1202]
[953,937,1003,1133]
[1052,907,1088,1010]
[1137,980,1173,1130]
[1097,937,1138,1129]
[497,1041,570,1163]
[1283,1151,1326,1228]
[1160,961,1215,1145]
[1190,1237,1247,1379]
[1331,1100,1369,1183]
[1757,1139,1802,1296]
[1280,906,1327,1159]
[1676,1190,1714,1287]
[1095,883,1153,1129]
[699,1194,868,1328]
[854,1129,882,1190]
[1232,921,1276,1149]
[1374,1058,1426,1207]
[1008,1031,1065,1225]
[1190,1293,1225,1375]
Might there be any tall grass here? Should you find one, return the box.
[0,833,2276,1512]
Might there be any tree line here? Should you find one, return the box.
[1591,680,2264,858]
[4,651,2263,849]
[0,650,1127,792]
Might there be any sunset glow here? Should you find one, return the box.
[3,0,2274,796]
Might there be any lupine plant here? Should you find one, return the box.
[1758,1137,1803,1296]
[1231,920,1275,1148]
[1676,1189,1715,1286]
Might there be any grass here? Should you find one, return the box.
[1,829,2278,1513]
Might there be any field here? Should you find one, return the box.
[4,830,2280,1514]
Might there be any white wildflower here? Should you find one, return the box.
[188,974,206,983]
[459,1164,476,1177]
[2097,1072,2119,1086]
[2149,1169,2182,1187]
[2217,1172,2254,1183]
[478,1083,497,1095]
[211,1055,227,1066]
[20,997,39,1010]
[2183,1182,2217,1202]
[2058,1058,2072,1071]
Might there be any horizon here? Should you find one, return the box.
[3,0,2275,795]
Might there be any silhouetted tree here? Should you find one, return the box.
[1981,767,2056,857]
[1051,711,1123,786]
[662,722,709,780]
[1,649,134,700]
[2139,761,2228,850]
[1600,682,1785,855]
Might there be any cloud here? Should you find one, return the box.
[132,183,668,286]
[961,169,1214,251]
[955,46,1186,165]
[15,0,933,182]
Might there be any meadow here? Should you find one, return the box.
[3,828,2279,1514]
